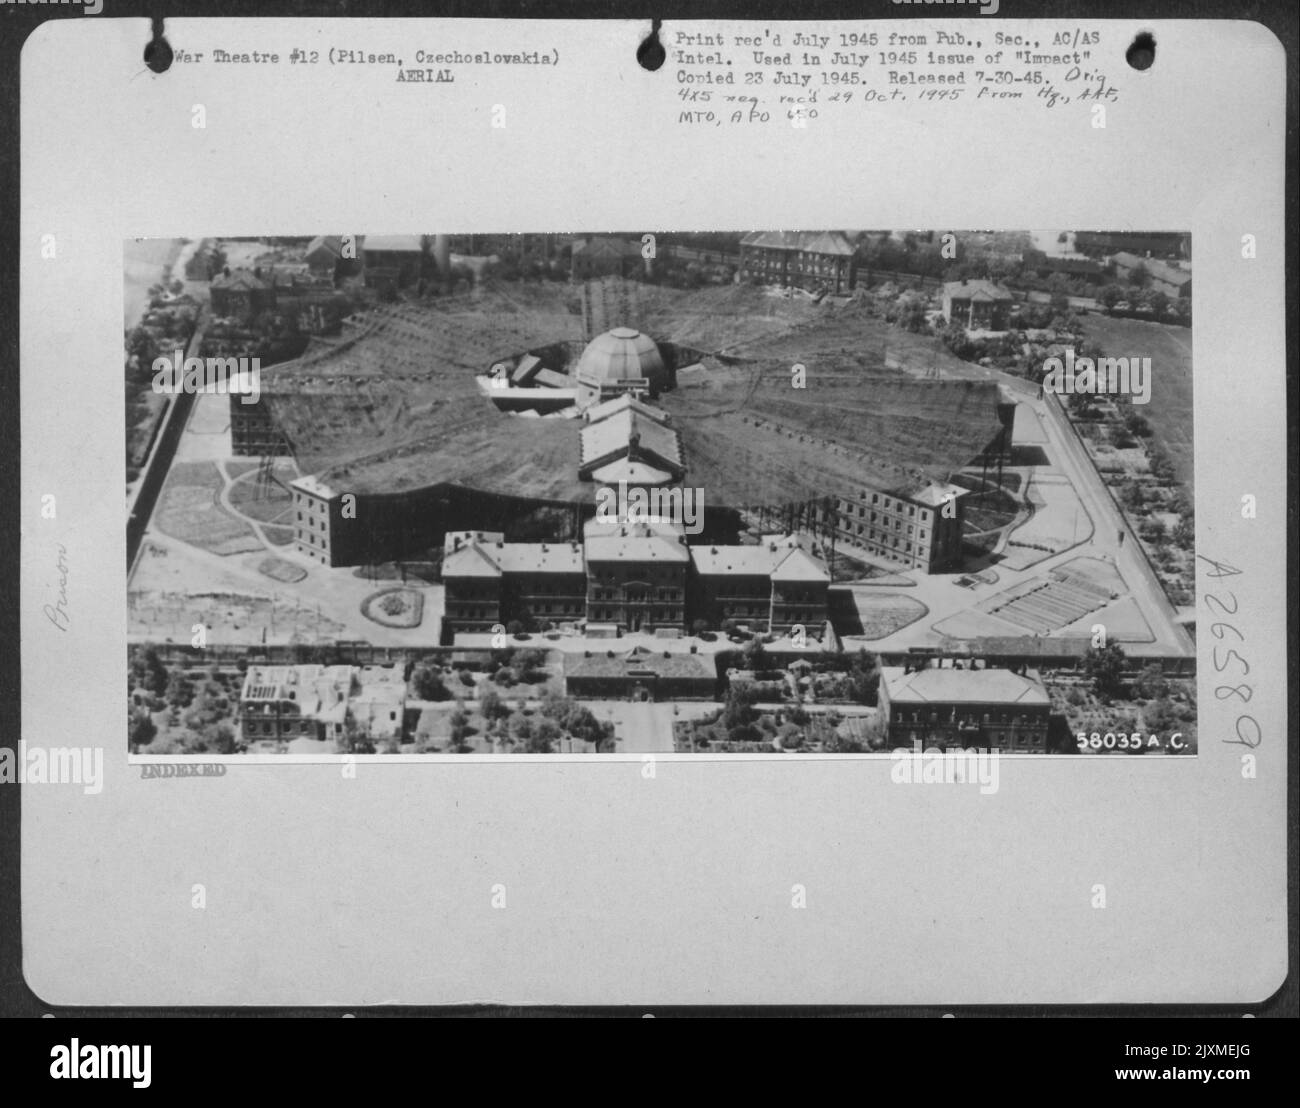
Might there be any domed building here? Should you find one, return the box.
[573,327,667,407]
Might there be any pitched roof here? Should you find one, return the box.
[770,546,831,583]
[942,279,1014,302]
[580,407,682,467]
[441,533,584,577]
[306,235,346,260]
[740,231,855,256]
[491,542,585,575]
[690,536,829,581]
[584,522,689,564]
[585,392,671,425]
[909,482,969,508]
[590,459,675,485]
[212,268,271,291]
[362,234,425,254]
[564,646,715,680]
[881,666,1049,706]
[1112,253,1192,288]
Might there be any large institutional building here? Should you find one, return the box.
[226,294,1008,599]
[442,522,831,637]
[879,663,1052,753]
[738,231,857,294]
[814,480,968,573]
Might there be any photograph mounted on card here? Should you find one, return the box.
[18,16,1286,1007]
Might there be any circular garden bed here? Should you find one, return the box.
[361,588,425,629]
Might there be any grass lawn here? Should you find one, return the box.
[155,461,263,555]
[1078,314,1193,496]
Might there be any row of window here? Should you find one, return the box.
[903,731,1045,748]
[894,710,1043,726]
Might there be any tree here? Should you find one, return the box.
[165,668,195,709]
[847,649,881,705]
[722,683,759,731]
[741,637,769,673]
[691,619,711,637]
[1067,388,1098,420]
[531,717,561,753]
[896,294,929,333]
[514,648,547,675]
[1133,663,1170,701]
[410,664,451,701]
[479,689,509,723]
[1098,283,1124,309]
[1172,515,1194,549]
[448,709,473,752]
[132,646,170,697]
[1124,410,1152,438]
[502,712,532,751]
[200,722,239,754]
[1083,642,1128,700]
[128,709,157,748]
[1148,290,1169,319]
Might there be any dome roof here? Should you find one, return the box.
[575,328,666,396]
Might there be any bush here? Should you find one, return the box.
[411,665,452,701]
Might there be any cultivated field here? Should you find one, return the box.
[1076,314,1194,495]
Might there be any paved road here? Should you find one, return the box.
[584,700,722,754]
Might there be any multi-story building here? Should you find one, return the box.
[237,663,406,746]
[441,522,832,638]
[816,481,967,572]
[879,663,1052,752]
[289,477,454,568]
[583,518,691,634]
[689,535,830,633]
[361,234,429,290]
[739,231,856,294]
[441,530,587,633]
[210,268,276,322]
[942,279,1015,331]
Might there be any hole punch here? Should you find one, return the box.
[144,18,173,74]
[1126,31,1155,71]
[637,19,665,72]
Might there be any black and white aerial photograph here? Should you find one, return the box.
[124,230,1197,759]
